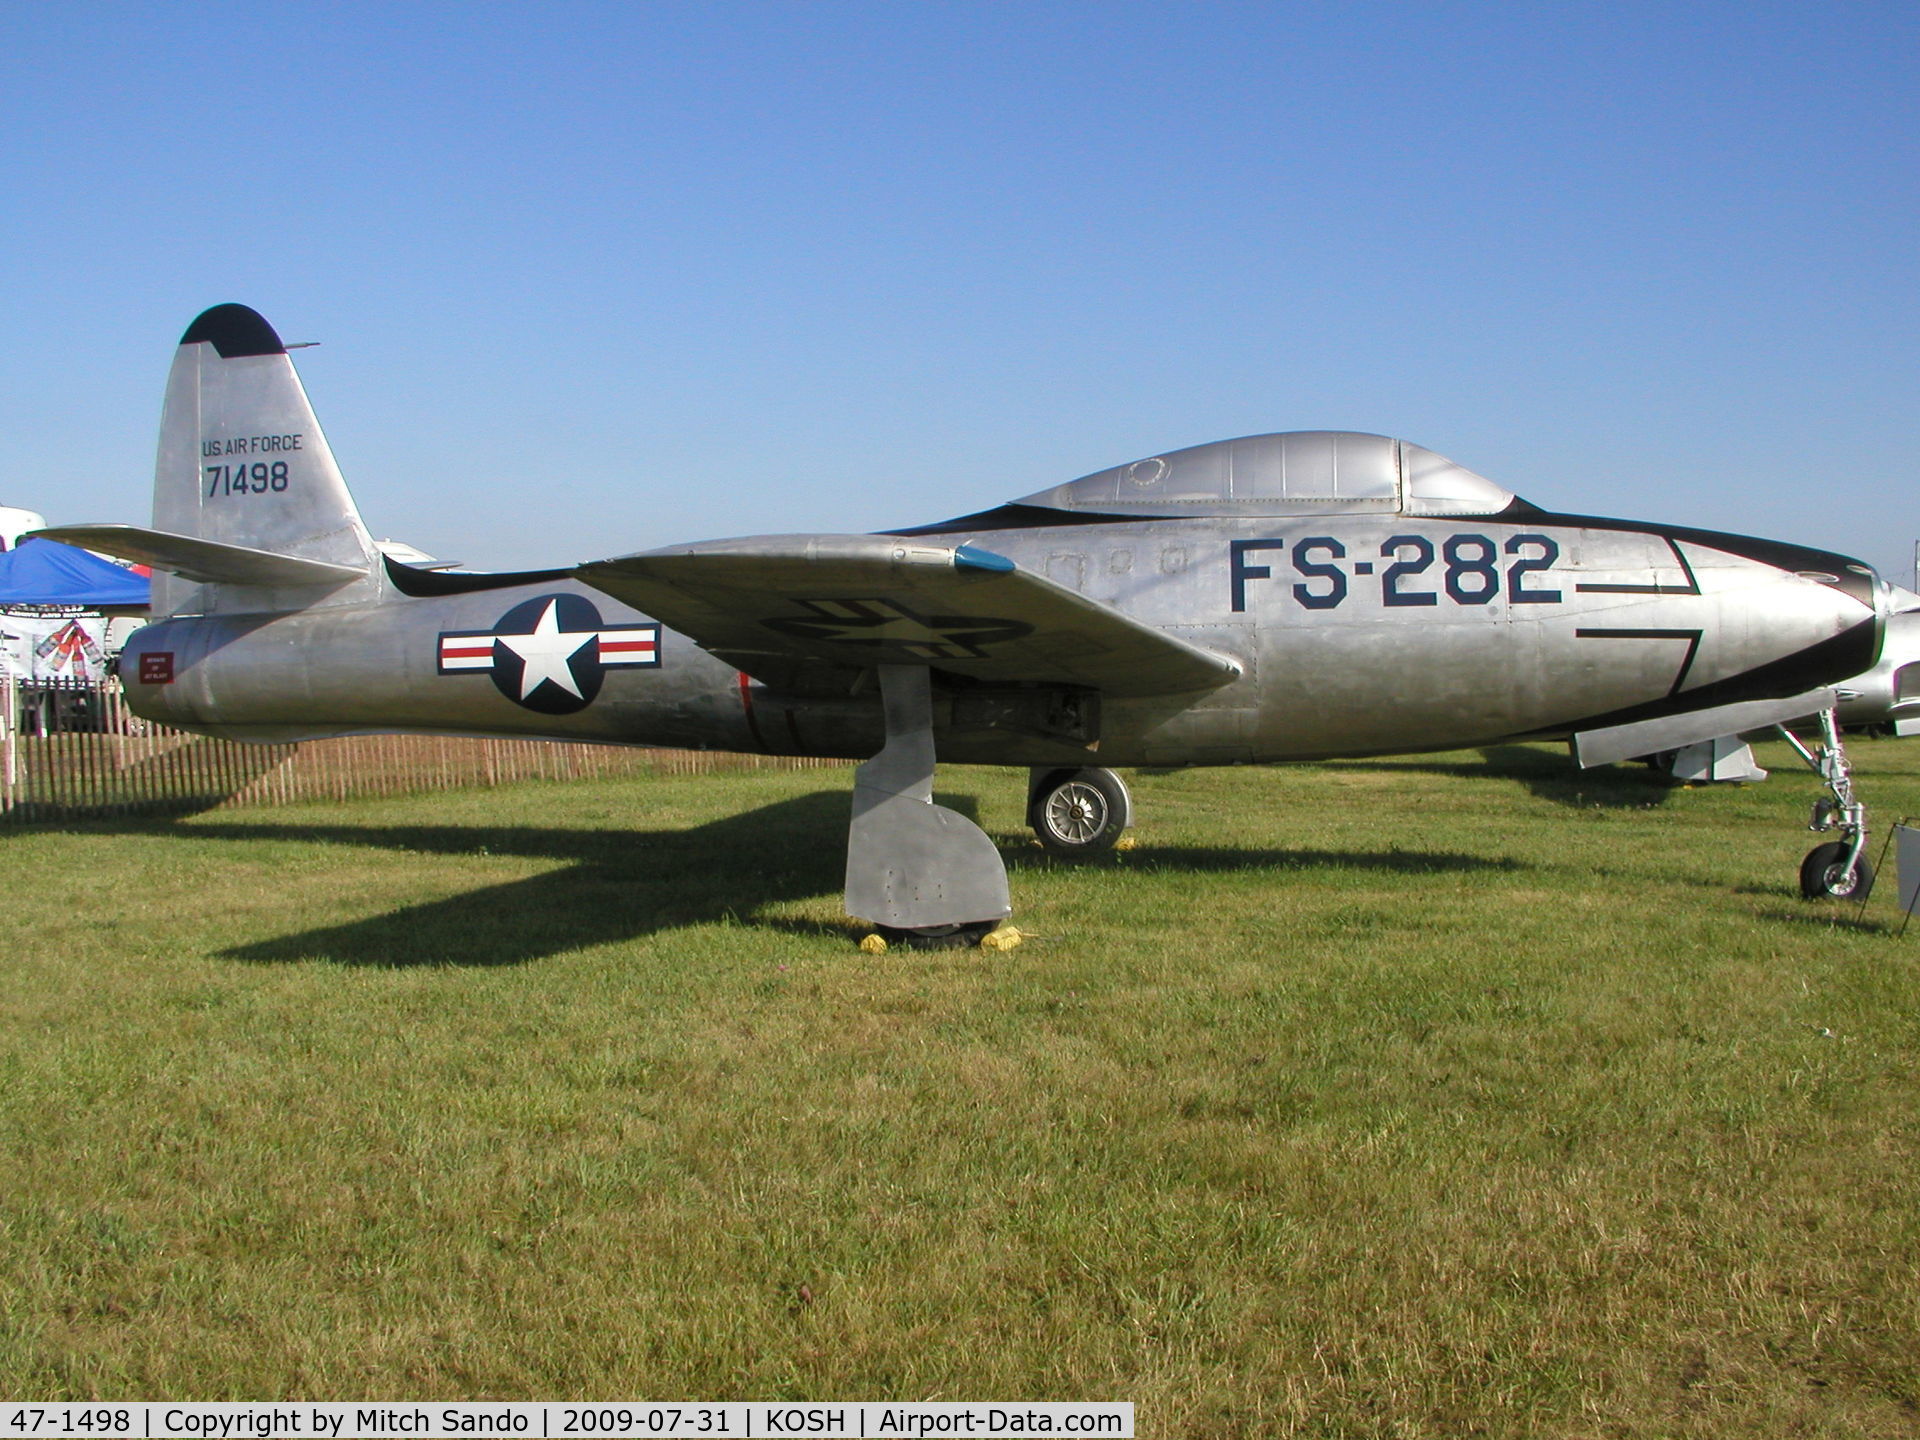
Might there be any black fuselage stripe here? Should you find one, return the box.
[1574,627,1705,695]
[384,554,573,597]
[1536,619,1879,738]
[1574,536,1701,596]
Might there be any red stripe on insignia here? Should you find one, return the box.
[441,643,494,658]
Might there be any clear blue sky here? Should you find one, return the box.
[3,2,1916,577]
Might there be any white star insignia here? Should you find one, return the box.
[498,599,590,700]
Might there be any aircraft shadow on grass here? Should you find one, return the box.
[1008,845,1521,878]
[205,791,853,967]
[118,790,1520,968]
[1324,745,1678,810]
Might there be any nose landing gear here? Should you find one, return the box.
[1800,840,1872,900]
[1780,709,1873,900]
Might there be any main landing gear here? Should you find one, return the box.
[1779,708,1874,900]
[845,664,1013,949]
[1027,766,1132,857]
[839,678,1140,948]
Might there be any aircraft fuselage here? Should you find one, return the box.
[118,509,1880,770]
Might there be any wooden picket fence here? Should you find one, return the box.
[0,677,844,822]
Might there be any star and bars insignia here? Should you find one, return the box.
[438,593,660,715]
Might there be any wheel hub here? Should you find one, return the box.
[1045,784,1107,844]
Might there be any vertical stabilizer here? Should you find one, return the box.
[153,304,377,615]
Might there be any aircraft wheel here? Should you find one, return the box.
[1031,768,1130,858]
[1799,841,1873,900]
[875,920,1001,950]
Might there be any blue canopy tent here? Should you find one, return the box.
[0,538,149,611]
[0,539,149,739]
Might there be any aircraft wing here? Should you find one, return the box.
[576,535,1240,698]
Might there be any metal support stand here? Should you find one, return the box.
[845,664,1011,936]
[1661,736,1769,784]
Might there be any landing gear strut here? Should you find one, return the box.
[1779,709,1873,900]
[846,665,1012,946]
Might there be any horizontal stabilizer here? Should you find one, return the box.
[1572,686,1838,769]
[32,524,366,589]
[578,534,1241,698]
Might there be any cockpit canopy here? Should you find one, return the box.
[1013,431,1519,519]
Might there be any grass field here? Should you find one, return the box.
[2,740,1917,1435]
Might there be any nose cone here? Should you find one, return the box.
[1796,549,1884,686]
[1627,529,1885,715]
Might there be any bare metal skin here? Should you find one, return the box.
[38,306,1895,934]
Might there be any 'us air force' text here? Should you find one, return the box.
[201,436,305,499]
[201,435,304,457]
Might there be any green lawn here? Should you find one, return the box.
[2,741,1917,1436]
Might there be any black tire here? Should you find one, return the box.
[874,920,1000,951]
[1799,841,1874,900]
[1030,768,1130,857]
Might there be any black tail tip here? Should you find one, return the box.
[180,304,285,358]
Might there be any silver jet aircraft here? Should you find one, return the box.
[39,305,1896,941]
